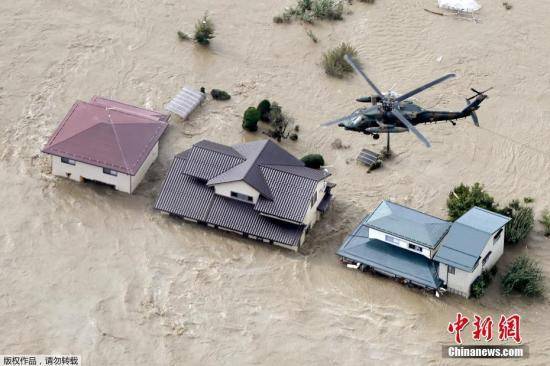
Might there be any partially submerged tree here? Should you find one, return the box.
[446,183,498,221]
[502,256,544,297]
[322,42,358,78]
[257,100,271,122]
[242,107,260,132]
[470,270,494,299]
[499,199,534,245]
[301,154,325,169]
[194,13,215,45]
[265,102,294,142]
[273,0,344,24]
[211,89,231,101]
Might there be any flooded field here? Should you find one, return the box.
[0,0,549,364]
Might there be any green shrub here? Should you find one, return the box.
[194,13,215,45]
[211,89,231,101]
[257,100,271,122]
[242,107,260,132]
[312,0,343,20]
[470,270,494,299]
[274,0,344,24]
[499,200,534,245]
[446,183,498,221]
[322,42,358,78]
[540,210,550,237]
[502,256,544,297]
[301,154,325,169]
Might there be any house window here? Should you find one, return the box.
[448,266,455,275]
[310,191,318,208]
[230,191,253,202]
[385,235,400,246]
[408,243,423,253]
[493,228,503,243]
[61,157,76,165]
[482,251,492,266]
[103,167,118,176]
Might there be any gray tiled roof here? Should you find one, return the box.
[182,143,244,181]
[254,166,318,222]
[337,217,442,289]
[154,158,214,221]
[206,140,324,201]
[365,201,451,249]
[154,141,328,247]
[181,139,330,222]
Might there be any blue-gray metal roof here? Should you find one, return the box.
[337,218,442,289]
[455,207,511,234]
[364,201,451,249]
[433,208,510,272]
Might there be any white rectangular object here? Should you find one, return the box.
[165,86,206,120]
[438,0,481,12]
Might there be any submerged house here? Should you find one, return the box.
[337,200,510,297]
[42,97,168,194]
[155,139,334,250]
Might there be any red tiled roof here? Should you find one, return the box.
[42,98,168,175]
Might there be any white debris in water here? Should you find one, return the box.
[438,0,481,12]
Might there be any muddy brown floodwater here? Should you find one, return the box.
[1,0,549,365]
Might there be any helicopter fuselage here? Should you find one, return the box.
[339,95,486,137]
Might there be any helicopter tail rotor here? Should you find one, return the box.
[467,87,493,101]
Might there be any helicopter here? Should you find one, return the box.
[323,54,491,148]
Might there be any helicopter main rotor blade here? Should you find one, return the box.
[391,109,432,148]
[344,54,385,99]
[465,98,480,126]
[395,73,456,103]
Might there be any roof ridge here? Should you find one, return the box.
[106,109,131,173]
[467,206,511,220]
[44,120,101,151]
[261,164,324,182]
[450,221,493,236]
[435,244,478,259]
[195,141,245,161]
[384,200,450,223]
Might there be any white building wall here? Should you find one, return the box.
[49,143,158,194]
[437,228,505,298]
[214,181,260,203]
[368,228,433,259]
[303,180,328,227]
[51,155,132,193]
[130,143,159,193]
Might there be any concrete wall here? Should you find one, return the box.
[369,228,433,259]
[50,142,158,194]
[214,181,260,203]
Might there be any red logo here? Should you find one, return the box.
[448,312,469,344]
[498,314,522,343]
[448,313,522,344]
